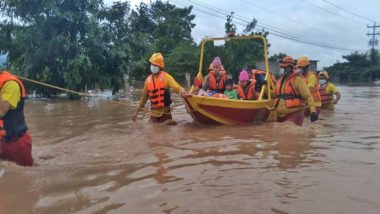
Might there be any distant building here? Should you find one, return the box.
[255,59,319,75]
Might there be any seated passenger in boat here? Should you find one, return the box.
[223,78,238,99]
[201,56,227,93]
[236,70,257,100]
[250,68,267,95]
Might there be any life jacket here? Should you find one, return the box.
[0,71,28,142]
[319,83,334,105]
[208,70,226,92]
[275,71,305,108]
[304,71,321,103]
[236,80,256,100]
[147,71,171,110]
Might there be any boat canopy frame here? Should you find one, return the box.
[194,35,275,100]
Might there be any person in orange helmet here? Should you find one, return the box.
[271,56,318,126]
[297,56,322,116]
[133,53,188,123]
[319,70,341,110]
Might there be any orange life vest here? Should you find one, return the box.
[304,71,321,103]
[208,71,226,91]
[319,83,334,105]
[0,71,28,142]
[275,71,305,108]
[147,71,170,110]
[236,80,257,100]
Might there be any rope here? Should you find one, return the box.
[14,74,174,115]
[15,75,91,97]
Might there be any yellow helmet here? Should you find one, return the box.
[149,53,164,68]
[319,70,329,79]
[297,56,310,68]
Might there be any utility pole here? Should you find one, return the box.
[366,22,380,84]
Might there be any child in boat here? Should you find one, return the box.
[224,78,238,99]
[237,70,256,100]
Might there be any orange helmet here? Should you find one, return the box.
[149,53,164,68]
[280,56,295,68]
[319,70,329,79]
[297,56,310,68]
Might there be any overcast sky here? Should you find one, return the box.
[107,0,380,68]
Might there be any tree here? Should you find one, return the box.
[0,0,107,96]
[325,50,380,82]
[128,1,196,81]
[165,42,199,80]
[225,12,237,35]
[269,53,287,62]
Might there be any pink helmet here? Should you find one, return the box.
[239,70,249,81]
[212,57,222,66]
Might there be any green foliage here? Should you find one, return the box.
[165,42,199,80]
[269,53,287,62]
[0,0,273,96]
[0,0,196,96]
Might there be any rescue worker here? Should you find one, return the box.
[0,70,33,166]
[133,53,188,123]
[201,57,227,93]
[297,56,322,116]
[319,70,341,110]
[236,70,257,100]
[272,56,319,126]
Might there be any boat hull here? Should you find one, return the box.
[184,95,274,125]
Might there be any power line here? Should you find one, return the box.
[174,0,365,52]
[299,0,367,25]
[187,0,301,39]
[184,0,355,49]
[365,22,380,84]
[239,0,357,44]
[366,22,380,50]
[188,0,303,39]
[323,0,374,23]
[170,0,366,52]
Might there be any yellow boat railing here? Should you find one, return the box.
[191,34,275,101]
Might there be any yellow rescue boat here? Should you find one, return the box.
[184,35,275,125]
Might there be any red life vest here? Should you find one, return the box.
[0,71,28,142]
[147,71,171,110]
[319,83,334,105]
[304,71,321,103]
[236,80,257,100]
[208,71,226,91]
[275,71,305,108]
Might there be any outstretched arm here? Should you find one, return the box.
[166,74,188,97]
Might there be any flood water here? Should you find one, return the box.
[1,85,380,214]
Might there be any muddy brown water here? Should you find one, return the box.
[1,85,380,214]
